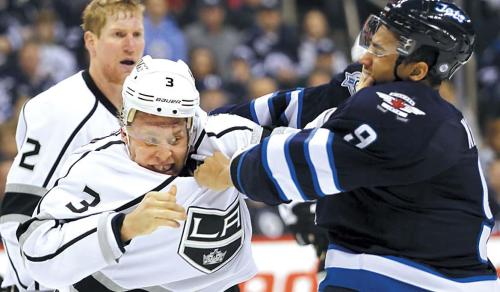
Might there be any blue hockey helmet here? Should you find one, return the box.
[360,0,475,80]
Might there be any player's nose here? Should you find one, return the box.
[153,147,174,163]
[123,34,138,53]
[359,51,373,68]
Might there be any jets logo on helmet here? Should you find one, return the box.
[435,3,467,23]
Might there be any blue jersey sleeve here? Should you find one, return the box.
[212,63,362,128]
[229,82,467,204]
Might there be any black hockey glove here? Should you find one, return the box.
[278,202,329,259]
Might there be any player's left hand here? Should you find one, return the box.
[194,152,233,191]
[356,71,375,92]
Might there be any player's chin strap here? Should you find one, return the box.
[187,108,207,154]
[122,127,133,158]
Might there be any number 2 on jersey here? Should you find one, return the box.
[19,138,41,170]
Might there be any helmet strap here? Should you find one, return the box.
[187,116,198,154]
[122,127,132,157]
[127,108,137,125]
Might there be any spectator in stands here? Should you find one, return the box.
[33,9,77,82]
[0,159,10,201]
[298,9,341,77]
[306,69,331,87]
[200,88,229,112]
[0,0,23,69]
[144,0,187,61]
[478,34,500,135]
[0,118,16,203]
[226,0,261,31]
[189,46,223,92]
[489,159,500,198]
[225,47,253,102]
[0,40,56,110]
[185,0,241,81]
[247,76,278,100]
[0,118,16,160]
[314,39,348,76]
[485,116,500,159]
[240,0,300,87]
[488,159,500,233]
[50,0,89,69]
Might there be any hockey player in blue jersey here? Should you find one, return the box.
[195,0,500,291]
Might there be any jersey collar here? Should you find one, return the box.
[82,70,119,117]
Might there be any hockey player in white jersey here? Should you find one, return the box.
[0,1,145,290]
[17,56,260,292]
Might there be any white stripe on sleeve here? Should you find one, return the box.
[266,133,305,202]
[306,128,342,195]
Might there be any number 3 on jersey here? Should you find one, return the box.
[66,186,101,213]
[343,124,377,149]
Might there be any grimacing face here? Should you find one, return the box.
[86,10,145,85]
[123,112,189,176]
[358,25,400,84]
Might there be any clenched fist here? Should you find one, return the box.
[121,186,187,241]
[194,152,233,191]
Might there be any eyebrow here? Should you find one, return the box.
[372,41,385,51]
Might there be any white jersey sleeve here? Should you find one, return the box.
[192,113,264,160]
[0,71,120,290]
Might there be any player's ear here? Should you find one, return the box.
[408,62,429,82]
[120,128,128,144]
[398,61,429,82]
[84,31,97,57]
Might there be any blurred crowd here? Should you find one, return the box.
[1,0,500,237]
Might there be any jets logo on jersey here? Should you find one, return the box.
[376,91,425,122]
[341,71,361,96]
[178,198,244,273]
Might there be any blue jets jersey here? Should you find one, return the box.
[211,63,362,129]
[227,80,499,289]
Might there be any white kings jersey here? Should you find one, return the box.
[18,113,262,292]
[1,70,120,290]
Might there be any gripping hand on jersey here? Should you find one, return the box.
[194,152,233,191]
[121,186,187,241]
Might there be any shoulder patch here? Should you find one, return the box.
[376,92,425,122]
[341,71,362,96]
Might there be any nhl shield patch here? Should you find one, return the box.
[341,71,361,95]
[178,198,244,274]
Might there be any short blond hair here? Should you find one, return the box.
[81,0,145,37]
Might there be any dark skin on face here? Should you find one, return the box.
[122,111,189,175]
[357,25,431,91]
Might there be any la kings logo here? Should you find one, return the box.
[178,198,243,273]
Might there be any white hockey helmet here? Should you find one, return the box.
[121,55,200,125]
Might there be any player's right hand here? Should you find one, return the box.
[194,152,233,191]
[121,185,187,241]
